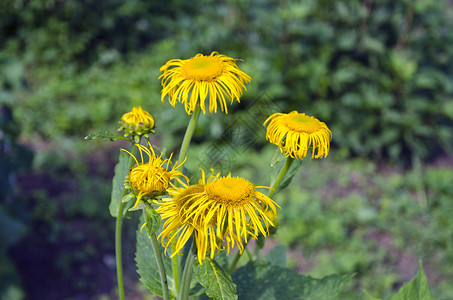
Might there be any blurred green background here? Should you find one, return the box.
[1,0,453,299]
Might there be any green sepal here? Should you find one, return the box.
[127,204,141,212]
[122,197,134,215]
[193,257,238,300]
[85,131,132,142]
[122,193,135,203]
[143,203,161,237]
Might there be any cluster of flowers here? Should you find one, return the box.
[119,51,332,264]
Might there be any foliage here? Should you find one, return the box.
[0,54,32,300]
[1,0,452,298]
[233,263,353,300]
[172,0,453,165]
[2,0,452,165]
[14,50,166,139]
[272,156,453,299]
[0,0,194,68]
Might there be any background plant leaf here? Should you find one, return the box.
[389,261,435,300]
[109,151,130,217]
[193,257,238,300]
[233,262,353,300]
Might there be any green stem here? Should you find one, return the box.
[171,238,180,295]
[140,203,171,300]
[179,241,196,300]
[172,105,201,294]
[227,157,296,274]
[115,202,126,300]
[268,157,295,199]
[245,248,253,261]
[177,105,202,163]
[228,250,242,274]
[149,232,171,300]
[115,144,139,300]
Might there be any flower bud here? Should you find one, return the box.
[118,106,155,141]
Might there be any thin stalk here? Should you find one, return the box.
[115,202,126,300]
[245,248,253,261]
[227,157,296,274]
[171,238,180,295]
[115,144,139,300]
[268,157,295,199]
[140,203,171,300]
[172,105,201,294]
[227,244,256,274]
[179,241,196,300]
[228,250,242,274]
[177,105,202,163]
[149,232,171,300]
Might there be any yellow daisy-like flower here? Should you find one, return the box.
[156,171,220,264]
[119,106,155,141]
[156,170,279,264]
[264,111,332,159]
[159,51,251,115]
[122,142,188,209]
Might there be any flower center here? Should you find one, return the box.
[284,113,322,133]
[176,184,205,207]
[175,184,212,228]
[130,164,170,194]
[182,56,224,81]
[206,177,255,205]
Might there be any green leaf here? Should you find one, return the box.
[135,222,174,298]
[143,204,161,237]
[390,261,435,300]
[85,131,132,142]
[109,151,130,217]
[193,257,238,300]
[233,263,353,300]
[265,245,286,266]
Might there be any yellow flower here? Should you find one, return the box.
[119,106,155,141]
[159,51,251,115]
[156,170,279,264]
[122,142,188,208]
[264,111,332,159]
